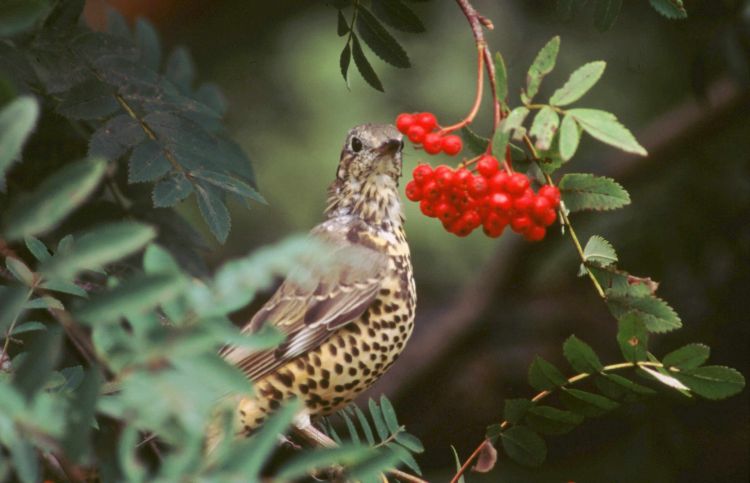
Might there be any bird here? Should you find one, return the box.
[217,123,415,444]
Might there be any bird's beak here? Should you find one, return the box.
[376,138,403,156]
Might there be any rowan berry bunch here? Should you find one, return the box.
[404,154,560,241]
[396,112,464,156]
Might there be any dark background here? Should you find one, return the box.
[83,1,749,481]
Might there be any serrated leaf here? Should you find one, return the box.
[529,106,559,151]
[558,113,580,161]
[560,387,619,417]
[153,172,193,207]
[3,157,107,240]
[128,140,171,183]
[135,18,161,71]
[640,366,690,391]
[583,235,617,267]
[195,183,231,243]
[368,398,389,441]
[522,36,560,104]
[491,106,529,161]
[675,366,745,400]
[340,43,352,85]
[494,52,508,108]
[503,398,532,425]
[75,272,184,324]
[649,0,687,19]
[596,372,656,399]
[607,292,682,333]
[563,335,603,373]
[25,237,51,262]
[88,115,145,161]
[351,34,383,91]
[567,108,646,156]
[663,343,710,370]
[395,432,424,453]
[559,173,630,212]
[42,222,156,279]
[593,0,622,32]
[371,0,425,33]
[165,46,195,92]
[6,258,34,285]
[356,7,410,68]
[616,312,648,362]
[528,356,567,391]
[380,395,401,435]
[525,405,584,434]
[337,10,349,36]
[500,426,546,467]
[550,61,606,106]
[194,83,227,116]
[56,80,118,120]
[460,126,489,155]
[191,169,266,204]
[0,96,39,176]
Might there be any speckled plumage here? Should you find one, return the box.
[219,124,415,439]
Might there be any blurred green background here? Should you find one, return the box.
[86,1,749,481]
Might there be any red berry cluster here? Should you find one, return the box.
[396,112,463,156]
[404,155,561,241]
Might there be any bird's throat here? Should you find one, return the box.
[325,173,403,229]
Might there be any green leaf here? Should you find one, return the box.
[550,61,606,106]
[528,356,567,391]
[88,115,145,161]
[353,404,375,446]
[593,0,622,32]
[62,368,101,462]
[491,107,529,161]
[340,42,352,84]
[500,426,546,467]
[567,108,646,156]
[559,173,630,212]
[649,0,687,19]
[522,36,560,104]
[191,169,266,204]
[607,292,682,333]
[0,96,39,176]
[390,442,422,475]
[663,343,710,370]
[24,237,51,262]
[171,354,251,395]
[380,395,401,435]
[42,222,156,279]
[356,7,410,68]
[395,432,424,453]
[135,18,161,71]
[7,435,38,483]
[525,405,583,435]
[595,373,656,399]
[372,0,424,33]
[368,398,389,441]
[56,80,118,120]
[675,366,745,400]
[337,10,349,36]
[616,312,648,362]
[0,285,30,333]
[75,272,184,325]
[153,172,194,207]
[349,445,407,481]
[277,446,371,480]
[351,34,383,92]
[639,365,690,392]
[451,446,466,483]
[503,398,532,425]
[128,140,171,183]
[24,295,63,310]
[494,52,508,108]
[10,321,46,335]
[3,157,107,240]
[195,183,231,243]
[5,258,34,285]
[0,0,49,37]
[461,126,489,156]
[40,278,88,298]
[13,327,62,399]
[560,387,619,417]
[558,113,580,161]
[164,46,195,92]
[563,335,603,373]
[340,410,361,444]
[583,235,618,268]
[529,106,559,151]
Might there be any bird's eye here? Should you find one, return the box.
[351,137,363,152]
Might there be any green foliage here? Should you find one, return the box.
[499,426,547,467]
[559,173,631,212]
[555,0,686,30]
[521,36,560,105]
[649,0,687,19]
[0,96,38,180]
[549,61,606,106]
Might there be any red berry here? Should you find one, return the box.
[416,112,438,131]
[468,175,489,198]
[412,164,434,185]
[477,155,500,178]
[488,171,509,193]
[524,225,546,242]
[513,189,534,214]
[482,212,506,238]
[422,180,440,200]
[434,166,455,188]
[455,168,472,189]
[462,210,481,230]
[396,113,415,134]
[539,208,557,226]
[407,125,427,143]
[420,199,436,217]
[531,196,551,219]
[423,132,443,154]
[405,181,422,202]
[510,215,532,232]
[507,173,530,196]
[539,185,561,206]
[489,192,512,212]
[441,135,463,156]
[449,218,473,237]
[435,202,459,224]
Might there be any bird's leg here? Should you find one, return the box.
[292,412,337,448]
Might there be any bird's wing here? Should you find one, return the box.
[221,220,389,382]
